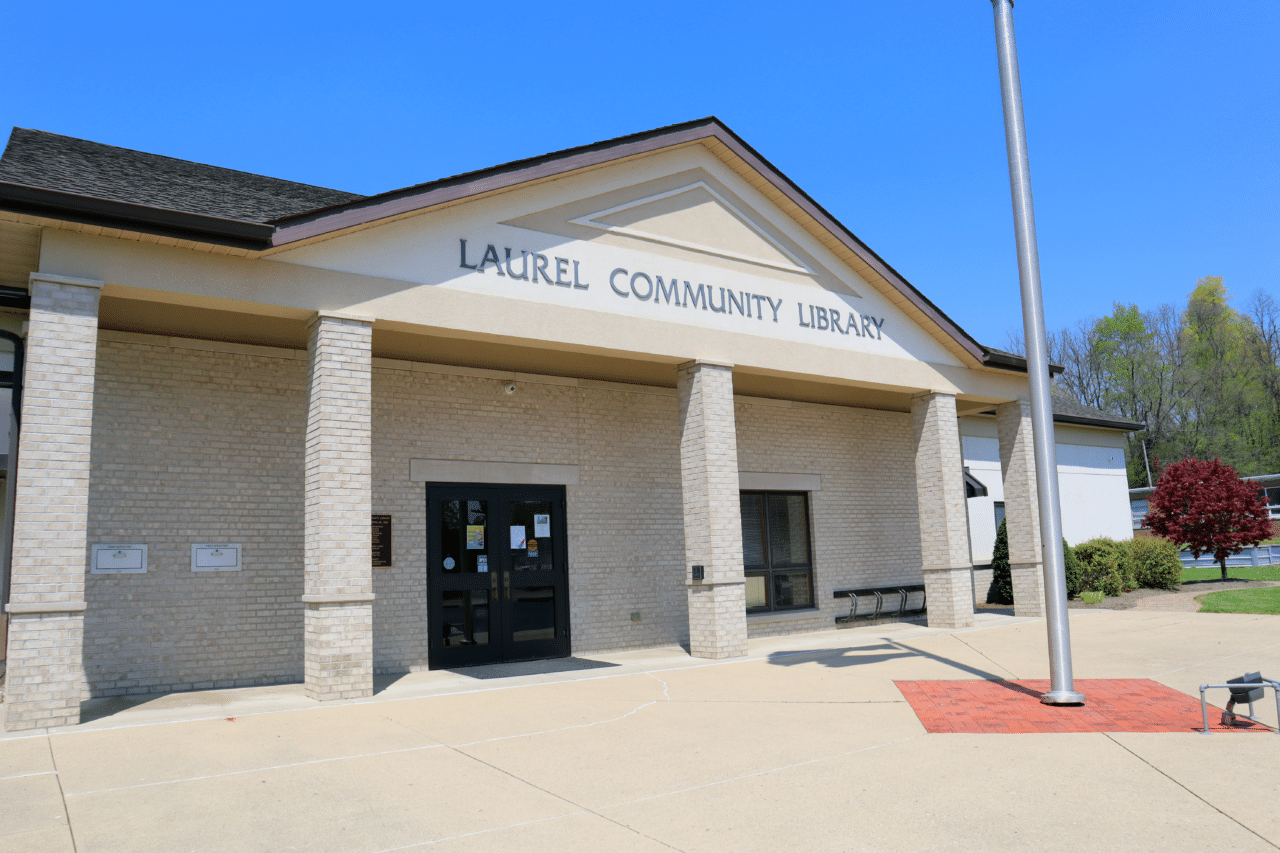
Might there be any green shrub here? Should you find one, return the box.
[989,519,1013,604]
[1122,536,1182,590]
[1063,539,1085,599]
[990,525,1083,602]
[1074,538,1125,597]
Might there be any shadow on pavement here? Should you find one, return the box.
[766,639,1010,683]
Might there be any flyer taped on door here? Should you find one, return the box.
[534,514,551,538]
[510,526,526,550]
[466,525,484,550]
[477,555,488,573]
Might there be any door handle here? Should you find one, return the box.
[504,572,511,601]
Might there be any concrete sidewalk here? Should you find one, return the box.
[3,609,1279,852]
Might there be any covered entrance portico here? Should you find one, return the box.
[1,119,1054,731]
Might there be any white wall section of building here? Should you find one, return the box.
[963,416,1132,566]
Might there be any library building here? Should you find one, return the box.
[0,118,1137,731]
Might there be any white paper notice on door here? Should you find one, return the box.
[477,555,488,573]
[510,526,526,550]
[534,514,551,538]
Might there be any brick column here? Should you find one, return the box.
[303,312,374,701]
[911,392,975,629]
[996,400,1045,617]
[3,273,103,731]
[677,360,747,659]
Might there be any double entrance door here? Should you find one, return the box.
[426,483,570,669]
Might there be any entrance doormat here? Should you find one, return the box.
[895,679,1275,734]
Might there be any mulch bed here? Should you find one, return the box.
[896,678,1275,734]
[973,579,1277,612]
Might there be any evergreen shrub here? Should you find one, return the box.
[989,519,1013,604]
[1074,538,1125,597]
[1063,539,1085,599]
[1122,536,1182,590]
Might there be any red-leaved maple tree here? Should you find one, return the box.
[1144,458,1272,581]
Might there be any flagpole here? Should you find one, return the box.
[989,0,1084,705]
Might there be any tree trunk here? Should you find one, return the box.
[1219,557,1229,581]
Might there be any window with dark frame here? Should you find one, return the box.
[739,491,814,613]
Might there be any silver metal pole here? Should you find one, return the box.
[989,0,1083,705]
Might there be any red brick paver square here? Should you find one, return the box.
[895,679,1274,734]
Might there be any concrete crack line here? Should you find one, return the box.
[64,743,447,797]
[1102,733,1280,850]
[949,634,1020,679]
[1152,640,1280,677]
[646,671,671,702]
[437,747,687,852]
[598,735,923,811]
[0,770,59,781]
[47,738,78,853]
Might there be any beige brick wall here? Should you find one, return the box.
[85,336,307,695]
[371,365,689,663]
[734,399,921,638]
[80,334,936,693]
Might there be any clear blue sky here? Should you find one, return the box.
[5,1,1275,348]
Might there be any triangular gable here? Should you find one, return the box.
[567,182,810,274]
[1,119,996,370]
[268,140,970,370]
[263,119,987,369]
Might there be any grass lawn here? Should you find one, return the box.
[1197,586,1280,614]
[1180,565,1280,582]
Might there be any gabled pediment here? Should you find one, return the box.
[499,167,861,296]
[567,181,810,274]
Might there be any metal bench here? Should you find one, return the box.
[833,584,927,625]
[1198,672,1280,734]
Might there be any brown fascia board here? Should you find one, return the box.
[269,117,991,366]
[1054,413,1145,432]
[979,346,1065,376]
[0,181,274,250]
[975,408,1144,432]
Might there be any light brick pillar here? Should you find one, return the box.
[3,273,103,731]
[677,360,747,659]
[911,392,975,629]
[997,400,1046,617]
[302,312,375,701]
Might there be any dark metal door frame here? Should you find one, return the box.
[426,483,570,669]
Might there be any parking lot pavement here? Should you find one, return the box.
[2,609,1278,852]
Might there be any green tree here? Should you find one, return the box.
[989,519,1012,605]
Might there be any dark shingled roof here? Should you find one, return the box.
[1050,394,1144,431]
[0,128,363,223]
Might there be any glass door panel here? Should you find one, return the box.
[508,500,554,572]
[428,488,503,668]
[502,497,565,659]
